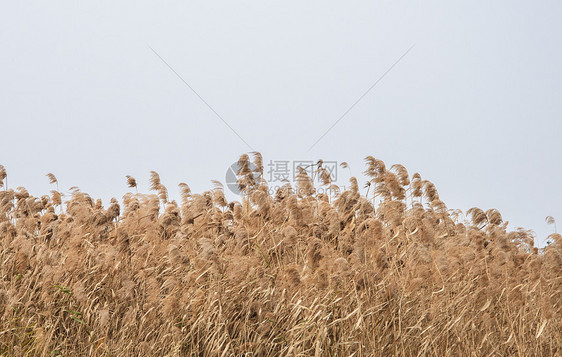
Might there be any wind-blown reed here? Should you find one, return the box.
[0,153,560,356]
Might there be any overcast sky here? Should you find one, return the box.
[1,1,561,245]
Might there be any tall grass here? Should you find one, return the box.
[0,154,560,356]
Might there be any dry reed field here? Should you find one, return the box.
[0,153,561,356]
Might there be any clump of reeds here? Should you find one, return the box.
[0,154,560,356]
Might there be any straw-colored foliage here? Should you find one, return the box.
[0,155,560,356]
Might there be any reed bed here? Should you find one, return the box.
[0,154,560,356]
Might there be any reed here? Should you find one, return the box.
[0,154,560,356]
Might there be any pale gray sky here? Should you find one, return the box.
[1,1,561,245]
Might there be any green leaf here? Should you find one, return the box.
[51,285,73,295]
[70,315,85,325]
